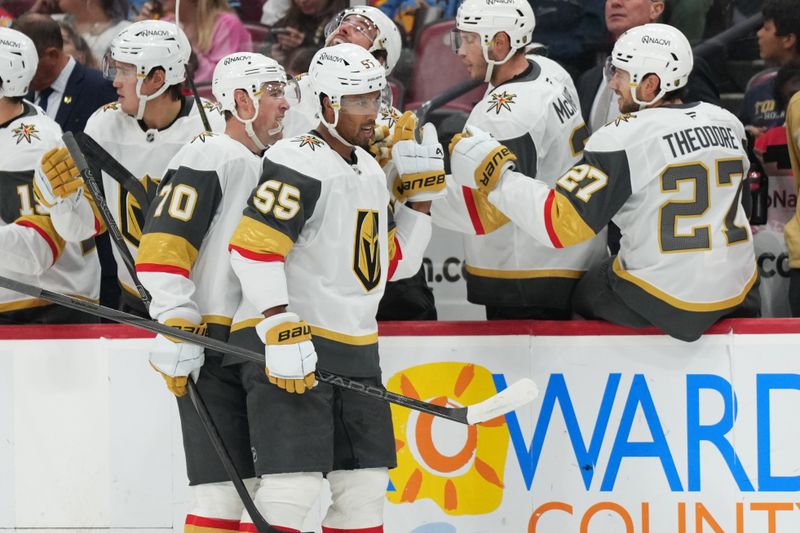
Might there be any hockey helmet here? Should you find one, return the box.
[453,0,535,80]
[102,20,191,119]
[213,52,298,149]
[0,27,38,98]
[308,43,389,129]
[607,23,694,107]
[324,6,402,75]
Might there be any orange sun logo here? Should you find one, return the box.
[12,123,40,144]
[387,363,509,515]
[293,134,324,151]
[487,91,516,115]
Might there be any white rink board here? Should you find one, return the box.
[1,321,800,533]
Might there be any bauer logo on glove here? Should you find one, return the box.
[274,322,311,343]
[390,122,447,202]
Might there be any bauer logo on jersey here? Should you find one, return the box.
[11,123,40,144]
[293,134,324,151]
[487,91,516,115]
[353,209,381,292]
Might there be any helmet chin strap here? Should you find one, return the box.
[234,95,267,152]
[320,108,355,149]
[134,77,170,120]
[482,45,515,84]
[630,83,666,109]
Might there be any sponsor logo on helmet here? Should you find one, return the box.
[135,29,171,37]
[641,35,671,46]
[0,38,21,48]
[486,0,515,4]
[223,55,249,66]
[318,52,349,65]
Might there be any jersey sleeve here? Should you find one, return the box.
[489,145,632,248]
[229,157,322,313]
[386,200,432,281]
[135,161,223,324]
[1,214,66,275]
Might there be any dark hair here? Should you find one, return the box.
[763,0,800,53]
[774,59,800,111]
[13,13,63,56]
[146,67,184,101]
[102,0,129,21]
[58,21,97,68]
[643,73,688,103]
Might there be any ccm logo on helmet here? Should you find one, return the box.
[223,55,248,66]
[277,324,311,342]
[0,39,21,48]
[135,29,171,37]
[641,36,671,46]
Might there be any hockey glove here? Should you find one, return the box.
[255,312,317,394]
[450,125,517,193]
[390,122,446,202]
[149,318,207,397]
[34,147,84,209]
[369,110,418,168]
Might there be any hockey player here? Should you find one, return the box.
[432,0,608,320]
[33,20,224,317]
[450,23,760,341]
[226,43,439,532]
[134,52,294,533]
[0,27,99,323]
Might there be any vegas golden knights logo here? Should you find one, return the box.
[353,209,381,292]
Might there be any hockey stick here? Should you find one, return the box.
[62,133,279,533]
[0,275,539,425]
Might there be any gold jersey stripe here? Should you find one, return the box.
[203,315,233,326]
[0,295,99,313]
[550,191,598,247]
[230,216,294,258]
[465,264,585,279]
[231,318,378,346]
[17,215,66,257]
[388,226,398,261]
[612,256,759,312]
[468,188,510,234]
[136,232,198,273]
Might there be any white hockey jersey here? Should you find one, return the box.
[490,101,758,312]
[0,102,99,314]
[432,57,608,310]
[48,98,225,305]
[135,132,260,336]
[229,132,432,376]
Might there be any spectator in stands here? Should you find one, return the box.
[663,0,714,44]
[774,61,800,317]
[0,6,12,27]
[739,0,799,317]
[15,14,117,134]
[285,45,316,77]
[261,0,291,26]
[59,20,98,68]
[264,0,346,64]
[59,0,131,60]
[133,0,176,21]
[177,0,252,83]
[577,0,720,134]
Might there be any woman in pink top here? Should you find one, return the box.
[179,0,252,83]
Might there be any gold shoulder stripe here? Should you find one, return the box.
[612,257,758,312]
[550,191,597,246]
[136,232,198,274]
[230,216,294,258]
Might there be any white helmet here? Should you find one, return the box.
[609,23,694,107]
[103,20,191,119]
[309,43,389,146]
[213,52,297,150]
[324,6,402,75]
[454,0,535,81]
[0,27,38,98]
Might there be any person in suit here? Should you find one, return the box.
[576,0,720,134]
[15,14,120,311]
[15,14,118,135]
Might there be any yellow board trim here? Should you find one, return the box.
[230,318,378,346]
[230,216,294,257]
[136,232,198,272]
[612,256,758,312]
[550,191,597,247]
[465,264,584,280]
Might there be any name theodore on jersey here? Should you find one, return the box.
[662,126,740,158]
